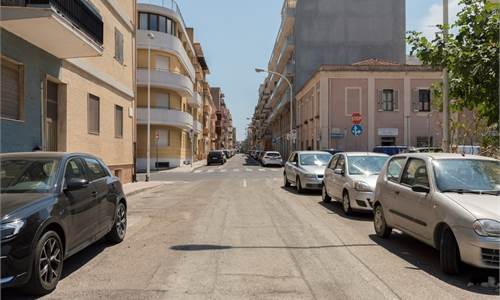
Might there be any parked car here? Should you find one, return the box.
[223,150,231,160]
[373,146,407,156]
[322,152,389,214]
[0,152,127,295]
[258,151,267,162]
[255,150,263,161]
[373,153,500,274]
[283,151,333,193]
[261,151,283,167]
[321,149,343,155]
[207,150,226,165]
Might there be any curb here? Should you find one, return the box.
[124,183,164,198]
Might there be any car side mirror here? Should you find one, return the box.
[65,178,89,191]
[411,184,430,194]
[334,169,344,176]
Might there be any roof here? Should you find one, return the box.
[352,58,400,66]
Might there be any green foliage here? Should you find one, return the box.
[407,0,499,126]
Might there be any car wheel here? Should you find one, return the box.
[283,173,290,187]
[296,177,304,194]
[322,184,332,203]
[440,227,461,275]
[24,231,63,296]
[373,204,392,238]
[106,202,127,244]
[342,191,353,215]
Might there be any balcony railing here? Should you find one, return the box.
[1,0,104,44]
[138,0,186,29]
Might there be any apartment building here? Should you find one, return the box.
[211,87,234,149]
[135,1,206,170]
[251,0,409,157]
[1,0,136,182]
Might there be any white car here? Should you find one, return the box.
[322,152,389,214]
[261,151,283,167]
[284,151,332,193]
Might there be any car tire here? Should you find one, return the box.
[296,177,304,194]
[373,204,392,238]
[440,227,461,275]
[322,184,332,203]
[284,173,291,187]
[24,231,64,296]
[342,191,353,215]
[106,202,127,244]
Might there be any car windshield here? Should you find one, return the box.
[0,159,60,193]
[299,153,332,166]
[348,156,389,175]
[433,159,500,193]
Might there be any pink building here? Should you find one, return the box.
[296,59,443,151]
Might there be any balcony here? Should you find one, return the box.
[137,68,193,98]
[0,0,103,58]
[268,0,296,71]
[138,0,186,29]
[188,92,203,108]
[137,30,195,81]
[137,107,193,131]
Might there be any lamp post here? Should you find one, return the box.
[146,32,154,182]
[255,68,294,155]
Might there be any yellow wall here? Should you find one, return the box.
[137,49,187,77]
[137,125,192,159]
[137,87,184,111]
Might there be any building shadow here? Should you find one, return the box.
[369,233,499,295]
[242,156,261,166]
[170,243,378,251]
[318,201,374,222]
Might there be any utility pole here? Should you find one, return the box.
[442,0,450,151]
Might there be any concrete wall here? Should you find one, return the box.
[294,0,406,91]
[0,29,61,152]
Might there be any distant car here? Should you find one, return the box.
[321,149,343,155]
[261,151,283,167]
[258,151,266,162]
[254,150,263,160]
[207,151,226,165]
[406,147,443,153]
[0,152,127,295]
[322,152,389,214]
[373,153,500,275]
[223,150,231,159]
[283,151,333,193]
[373,146,407,156]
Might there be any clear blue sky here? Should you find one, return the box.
[148,0,456,141]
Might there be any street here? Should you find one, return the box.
[4,154,498,299]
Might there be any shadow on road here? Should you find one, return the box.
[242,156,261,166]
[369,233,499,295]
[280,186,322,196]
[170,243,377,251]
[318,201,374,221]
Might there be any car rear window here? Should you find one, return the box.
[266,153,281,157]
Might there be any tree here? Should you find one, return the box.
[407,0,499,126]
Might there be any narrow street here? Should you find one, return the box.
[4,154,498,299]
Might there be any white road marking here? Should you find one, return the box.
[258,169,265,172]
[207,170,214,173]
[243,179,247,187]
[233,169,239,172]
[194,170,202,174]
[245,169,253,172]
[220,169,227,173]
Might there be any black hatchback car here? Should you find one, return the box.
[207,151,226,165]
[0,152,127,295]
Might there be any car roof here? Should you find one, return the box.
[0,152,99,160]
[264,151,280,154]
[295,151,332,155]
[392,152,499,161]
[341,152,389,157]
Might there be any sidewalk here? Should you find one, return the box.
[123,181,166,197]
[145,159,207,174]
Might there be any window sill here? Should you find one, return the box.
[1,117,25,123]
[88,131,100,136]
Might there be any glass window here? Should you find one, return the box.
[1,57,23,120]
[114,28,124,64]
[167,18,172,34]
[1,159,59,193]
[139,13,148,30]
[401,158,429,187]
[115,105,123,138]
[382,89,394,111]
[149,14,158,31]
[159,16,167,33]
[381,137,396,146]
[328,155,339,169]
[299,153,332,166]
[335,155,345,171]
[84,158,107,181]
[65,159,86,182]
[433,159,500,192]
[419,89,431,112]
[88,94,100,134]
[387,157,406,183]
[348,156,389,175]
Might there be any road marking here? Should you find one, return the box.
[233,168,239,172]
[258,169,265,172]
[207,170,214,173]
[220,169,227,173]
[194,170,202,174]
[243,179,247,187]
[245,169,253,172]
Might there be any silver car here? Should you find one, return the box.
[283,151,332,193]
[322,152,389,214]
[373,153,500,274]
[261,151,283,167]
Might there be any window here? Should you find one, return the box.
[114,28,124,64]
[157,129,169,147]
[335,155,345,171]
[88,94,100,134]
[83,158,107,181]
[328,155,339,169]
[1,57,23,120]
[156,93,170,108]
[387,157,406,183]
[401,158,429,187]
[149,14,158,31]
[65,159,86,183]
[378,89,399,112]
[345,87,361,116]
[115,105,123,138]
[381,137,396,146]
[139,13,148,29]
[156,55,170,71]
[419,89,431,112]
[159,16,167,33]
[167,18,172,34]
[416,136,433,147]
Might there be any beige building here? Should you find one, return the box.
[1,0,137,183]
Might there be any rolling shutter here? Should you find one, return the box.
[412,89,420,112]
[377,89,383,111]
[394,90,399,111]
[1,58,22,120]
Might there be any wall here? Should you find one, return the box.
[294,0,406,91]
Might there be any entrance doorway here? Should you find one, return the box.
[46,81,58,151]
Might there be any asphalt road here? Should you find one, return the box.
[3,154,499,299]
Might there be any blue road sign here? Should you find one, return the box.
[351,125,363,136]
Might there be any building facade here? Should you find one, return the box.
[211,87,234,150]
[1,0,136,183]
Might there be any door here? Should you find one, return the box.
[63,158,98,252]
[331,155,346,199]
[324,155,339,196]
[381,156,407,227]
[395,158,434,241]
[286,153,298,183]
[83,157,114,234]
[46,81,58,151]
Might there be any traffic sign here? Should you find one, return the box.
[351,112,362,124]
[351,124,363,136]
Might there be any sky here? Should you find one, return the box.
[145,0,461,141]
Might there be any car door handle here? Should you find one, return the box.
[91,191,98,197]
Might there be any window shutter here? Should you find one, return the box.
[377,90,383,111]
[114,28,124,64]
[394,90,399,111]
[412,89,419,112]
[88,94,100,134]
[1,58,22,120]
[115,105,123,138]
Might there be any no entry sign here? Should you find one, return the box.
[351,112,362,124]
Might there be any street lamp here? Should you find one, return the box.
[255,68,294,155]
[146,32,154,182]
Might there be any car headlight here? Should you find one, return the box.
[354,181,373,192]
[473,219,500,237]
[1,219,25,240]
[303,174,316,178]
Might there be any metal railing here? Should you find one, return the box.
[138,0,186,29]
[1,0,104,44]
